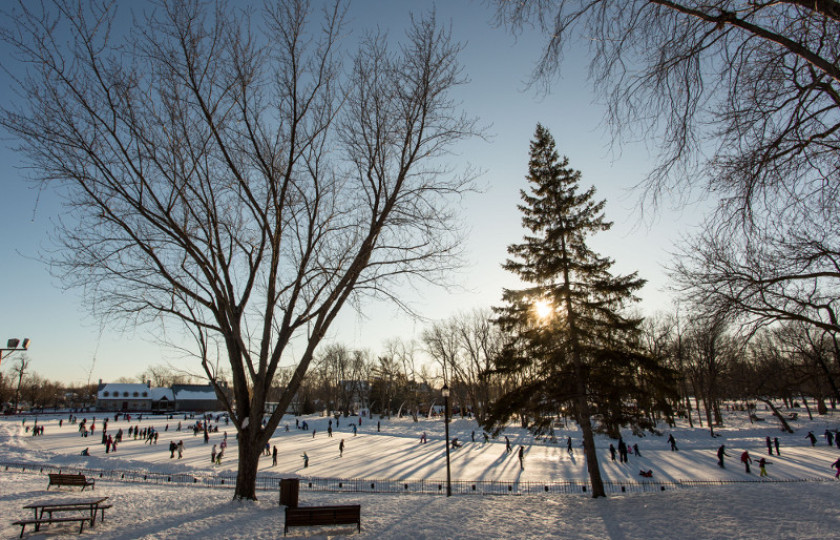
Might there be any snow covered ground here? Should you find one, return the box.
[1,406,839,538]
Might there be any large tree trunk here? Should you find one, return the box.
[574,375,605,498]
[713,399,723,425]
[234,428,264,500]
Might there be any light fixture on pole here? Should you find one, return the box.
[442,383,452,497]
[0,338,30,367]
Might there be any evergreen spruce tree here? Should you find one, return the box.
[489,124,676,498]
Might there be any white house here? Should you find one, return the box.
[96,381,152,412]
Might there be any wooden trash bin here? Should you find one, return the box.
[279,478,300,508]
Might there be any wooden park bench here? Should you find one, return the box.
[47,473,95,491]
[284,505,361,535]
[787,412,799,421]
[12,516,91,537]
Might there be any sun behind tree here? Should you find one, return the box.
[533,298,553,321]
[489,123,677,498]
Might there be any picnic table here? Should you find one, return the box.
[14,496,110,537]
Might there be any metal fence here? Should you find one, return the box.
[1,461,828,497]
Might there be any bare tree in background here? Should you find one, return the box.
[313,343,369,415]
[422,310,502,423]
[383,338,426,420]
[671,212,840,338]
[684,314,736,437]
[139,364,197,388]
[10,356,29,413]
[0,0,477,499]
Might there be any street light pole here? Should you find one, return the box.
[442,383,451,497]
[0,338,30,368]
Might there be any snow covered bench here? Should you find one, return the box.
[284,505,361,535]
[47,473,95,491]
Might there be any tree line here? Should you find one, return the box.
[7,307,837,434]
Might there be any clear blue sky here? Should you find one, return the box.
[0,1,705,385]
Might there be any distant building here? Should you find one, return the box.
[96,381,152,412]
[172,384,221,412]
[151,388,175,412]
[94,380,224,413]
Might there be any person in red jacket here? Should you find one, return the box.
[741,450,753,473]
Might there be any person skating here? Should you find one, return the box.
[717,445,730,468]
[272,445,278,466]
[609,443,616,461]
[741,450,752,473]
[567,437,573,455]
[505,436,511,454]
[826,430,834,447]
[765,436,772,456]
[759,457,771,477]
[301,452,309,468]
[806,431,817,446]
[211,444,217,464]
[339,438,345,457]
[668,433,678,451]
[169,440,177,459]
[518,446,525,470]
[618,438,628,463]
[774,437,780,456]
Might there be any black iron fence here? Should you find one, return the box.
[1,461,828,496]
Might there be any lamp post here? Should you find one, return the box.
[0,338,30,368]
[442,383,452,497]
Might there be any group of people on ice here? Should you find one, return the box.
[716,446,771,477]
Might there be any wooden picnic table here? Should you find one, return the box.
[23,496,110,523]
[14,496,110,537]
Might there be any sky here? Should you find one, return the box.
[0,1,707,385]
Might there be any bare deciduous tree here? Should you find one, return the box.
[421,309,502,423]
[672,214,840,339]
[1,0,477,499]
[494,1,840,218]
